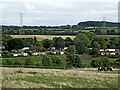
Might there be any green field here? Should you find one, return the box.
[2,67,118,88]
[2,55,116,68]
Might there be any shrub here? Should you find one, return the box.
[24,49,32,56]
[4,59,14,65]
[24,57,33,67]
[51,56,62,67]
[2,51,12,58]
[42,56,52,68]
[15,69,23,73]
[91,57,111,68]
[40,48,45,52]
[28,72,37,74]
[114,58,120,68]
[66,54,82,68]
[13,60,21,66]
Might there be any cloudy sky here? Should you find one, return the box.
[0,0,119,26]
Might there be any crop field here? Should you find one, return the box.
[10,35,120,41]
[10,35,75,41]
[2,67,118,88]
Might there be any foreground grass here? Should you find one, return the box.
[2,68,118,88]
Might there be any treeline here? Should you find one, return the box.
[78,21,118,27]
[2,32,120,55]
[2,21,119,35]
[2,55,120,68]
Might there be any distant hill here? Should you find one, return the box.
[78,21,118,27]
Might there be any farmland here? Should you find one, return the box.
[2,67,118,88]
[10,35,120,41]
[10,35,75,41]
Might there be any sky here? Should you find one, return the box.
[0,0,119,26]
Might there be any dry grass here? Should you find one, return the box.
[10,35,75,41]
[10,35,120,41]
[2,67,118,88]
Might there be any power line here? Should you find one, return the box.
[103,17,105,28]
[20,13,23,27]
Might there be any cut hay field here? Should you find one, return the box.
[2,67,118,88]
[10,35,75,41]
[10,35,120,41]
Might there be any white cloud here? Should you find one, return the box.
[25,3,35,10]
[0,0,119,3]
[0,0,118,25]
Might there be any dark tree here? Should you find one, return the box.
[42,39,51,48]
[91,41,100,55]
[53,37,65,49]
[5,38,24,51]
[64,37,73,47]
[67,45,76,54]
[108,37,119,49]
[91,57,110,68]
[66,54,82,68]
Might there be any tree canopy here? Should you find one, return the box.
[73,33,91,54]
[5,38,24,51]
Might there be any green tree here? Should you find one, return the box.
[64,37,73,47]
[108,37,119,49]
[42,39,51,48]
[67,45,76,54]
[24,57,33,67]
[86,32,96,41]
[73,33,91,54]
[51,56,62,67]
[53,37,65,49]
[2,50,12,58]
[95,29,102,35]
[5,38,24,51]
[91,41,100,55]
[94,37,107,49]
[91,57,110,67]
[42,56,52,68]
[35,41,43,47]
[66,54,82,68]
[33,36,37,45]
[2,35,12,46]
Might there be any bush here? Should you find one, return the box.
[2,51,12,58]
[108,55,119,58]
[24,49,32,56]
[13,60,21,66]
[3,59,14,65]
[66,54,82,68]
[15,69,23,73]
[91,57,111,68]
[40,48,45,52]
[42,56,52,68]
[114,58,120,68]
[24,57,33,67]
[51,56,62,67]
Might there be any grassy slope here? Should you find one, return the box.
[2,67,118,88]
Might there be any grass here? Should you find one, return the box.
[2,55,117,68]
[2,67,118,88]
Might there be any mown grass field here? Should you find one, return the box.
[2,67,118,88]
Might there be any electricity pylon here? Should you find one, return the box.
[18,13,25,35]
